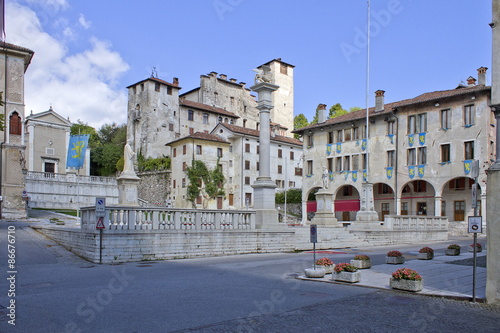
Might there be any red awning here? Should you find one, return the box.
[334,200,360,212]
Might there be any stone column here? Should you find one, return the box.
[434,196,442,217]
[250,81,281,229]
[486,0,500,305]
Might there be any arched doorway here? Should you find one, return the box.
[373,182,395,220]
[400,180,436,216]
[334,185,360,221]
[441,177,479,221]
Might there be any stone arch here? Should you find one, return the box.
[373,182,395,219]
[334,184,360,222]
[305,187,321,221]
[400,180,436,216]
[440,176,481,222]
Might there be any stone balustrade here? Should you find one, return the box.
[384,215,448,230]
[81,206,256,230]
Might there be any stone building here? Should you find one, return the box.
[126,59,295,159]
[294,68,492,232]
[0,42,34,218]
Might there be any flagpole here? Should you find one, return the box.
[365,0,371,180]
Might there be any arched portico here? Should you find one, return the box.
[373,182,395,220]
[440,177,482,222]
[399,180,436,216]
[334,185,360,221]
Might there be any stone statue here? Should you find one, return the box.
[123,141,136,175]
[322,167,329,189]
[253,65,273,84]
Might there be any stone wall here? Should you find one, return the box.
[137,171,170,206]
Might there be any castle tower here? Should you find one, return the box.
[258,59,295,137]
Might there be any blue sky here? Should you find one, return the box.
[7,0,492,129]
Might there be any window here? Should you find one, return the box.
[295,167,303,176]
[378,184,393,194]
[44,162,55,173]
[245,177,250,185]
[362,154,367,169]
[307,160,313,175]
[387,122,395,136]
[337,130,343,142]
[328,132,334,144]
[245,193,252,206]
[278,165,283,174]
[183,145,187,155]
[353,127,360,140]
[173,180,176,188]
[414,180,426,192]
[167,86,172,95]
[189,127,194,134]
[245,143,250,153]
[243,119,247,128]
[387,150,395,167]
[441,109,451,129]
[352,155,359,170]
[278,149,282,158]
[417,113,427,133]
[343,156,350,171]
[155,83,160,92]
[256,146,260,154]
[327,158,333,172]
[182,162,187,171]
[361,125,367,139]
[196,145,202,155]
[229,194,234,206]
[230,97,234,106]
[289,181,295,188]
[229,160,233,167]
[196,196,202,205]
[464,105,475,126]
[182,178,186,188]
[9,112,22,135]
[188,110,194,121]
[307,134,314,147]
[169,123,174,131]
[214,92,218,103]
[280,63,287,74]
[344,128,351,141]
[245,160,250,170]
[203,113,209,124]
[408,115,416,134]
[418,147,427,165]
[217,148,223,157]
[401,202,408,215]
[407,148,416,165]
[465,141,474,160]
[450,178,466,190]
[173,148,177,157]
[229,145,233,153]
[290,151,294,160]
[441,201,446,217]
[336,157,342,172]
[441,144,450,163]
[256,162,259,171]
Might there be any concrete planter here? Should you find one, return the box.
[350,259,372,269]
[468,246,482,253]
[390,278,423,292]
[304,268,326,278]
[317,265,335,274]
[333,271,361,283]
[445,249,460,256]
[385,256,405,264]
[417,252,434,260]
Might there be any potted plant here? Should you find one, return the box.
[385,250,405,264]
[445,244,461,256]
[333,263,360,283]
[350,254,372,269]
[417,247,434,260]
[390,268,424,292]
[468,243,482,253]
[315,257,335,274]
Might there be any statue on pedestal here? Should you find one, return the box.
[322,167,329,189]
[253,65,273,84]
[122,140,137,176]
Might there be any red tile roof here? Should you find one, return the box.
[165,132,230,146]
[294,85,490,133]
[180,99,239,118]
[218,123,303,146]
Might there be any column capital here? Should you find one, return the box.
[491,104,500,118]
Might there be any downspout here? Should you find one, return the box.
[0,43,8,218]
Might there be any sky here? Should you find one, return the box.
[6,0,493,129]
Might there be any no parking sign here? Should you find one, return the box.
[468,216,482,233]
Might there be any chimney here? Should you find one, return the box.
[375,90,385,112]
[209,71,218,77]
[219,74,227,80]
[467,76,477,86]
[172,77,179,87]
[317,104,327,123]
[477,67,488,85]
[230,78,237,83]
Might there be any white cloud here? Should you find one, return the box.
[78,14,91,29]
[6,1,130,129]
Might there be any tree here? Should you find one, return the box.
[91,123,127,176]
[293,113,309,139]
[329,103,348,119]
[185,159,225,208]
[350,106,362,112]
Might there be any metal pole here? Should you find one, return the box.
[99,229,103,264]
[365,0,371,179]
[472,176,479,302]
[313,242,316,269]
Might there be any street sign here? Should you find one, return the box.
[468,216,482,233]
[96,217,105,230]
[471,184,477,209]
[310,224,317,243]
[96,197,106,211]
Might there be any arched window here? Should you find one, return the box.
[9,112,22,135]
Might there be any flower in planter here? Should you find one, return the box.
[386,250,403,257]
[353,255,370,261]
[418,247,434,254]
[447,244,461,250]
[470,243,482,249]
[334,263,358,273]
[315,257,334,266]
[392,268,422,281]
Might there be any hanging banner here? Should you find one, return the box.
[464,160,472,175]
[386,167,393,179]
[361,139,367,151]
[418,164,425,178]
[408,165,416,179]
[336,142,342,154]
[363,169,367,181]
[408,134,415,147]
[326,144,333,155]
[352,171,358,182]
[419,132,426,146]
[329,171,334,180]
[66,134,90,169]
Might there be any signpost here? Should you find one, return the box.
[310,224,317,268]
[469,160,480,302]
[95,198,106,264]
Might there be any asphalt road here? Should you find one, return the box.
[0,220,499,333]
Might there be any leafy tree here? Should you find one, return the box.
[185,159,225,208]
[329,103,348,118]
[91,123,127,176]
[293,113,309,139]
[70,120,100,148]
[275,189,302,204]
[350,106,362,112]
